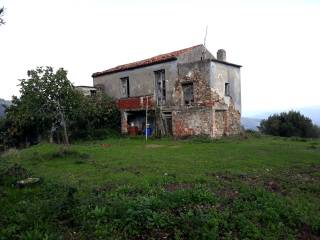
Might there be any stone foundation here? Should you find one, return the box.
[171,102,240,139]
[172,107,213,138]
[224,104,241,136]
[171,60,241,139]
[120,111,128,133]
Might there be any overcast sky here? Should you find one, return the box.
[1,0,319,116]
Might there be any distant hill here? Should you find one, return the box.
[241,117,262,130]
[0,98,11,117]
[299,106,320,126]
[242,106,320,130]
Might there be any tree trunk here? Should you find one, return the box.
[49,124,55,143]
[61,113,69,146]
[62,124,69,146]
[57,102,69,146]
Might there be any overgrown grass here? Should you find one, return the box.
[0,135,319,239]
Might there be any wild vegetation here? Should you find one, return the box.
[0,6,5,26]
[259,111,320,138]
[0,67,319,239]
[0,135,319,239]
[0,66,120,149]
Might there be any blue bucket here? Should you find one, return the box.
[144,127,152,136]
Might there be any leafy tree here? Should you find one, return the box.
[259,111,320,138]
[0,66,120,148]
[69,92,120,140]
[0,7,5,26]
[4,67,80,146]
[1,96,43,147]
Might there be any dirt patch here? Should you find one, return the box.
[138,229,170,240]
[218,188,240,200]
[145,144,163,148]
[118,166,142,175]
[94,183,117,194]
[265,181,281,192]
[164,183,194,192]
[298,164,320,176]
[215,185,240,212]
[169,145,181,149]
[101,143,112,148]
[240,176,286,195]
[207,172,237,182]
[209,172,287,195]
[299,223,320,240]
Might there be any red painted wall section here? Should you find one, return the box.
[174,118,195,137]
[117,96,154,110]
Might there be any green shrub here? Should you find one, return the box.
[259,111,320,138]
[0,163,30,186]
[47,148,90,160]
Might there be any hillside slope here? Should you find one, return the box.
[0,136,319,239]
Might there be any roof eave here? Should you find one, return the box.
[92,57,177,78]
[211,59,242,68]
[75,85,96,88]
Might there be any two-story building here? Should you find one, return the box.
[92,44,241,138]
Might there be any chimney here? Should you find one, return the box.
[217,49,226,61]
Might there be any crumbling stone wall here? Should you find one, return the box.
[214,110,225,137]
[224,103,241,136]
[172,60,216,138]
[120,111,128,133]
[211,101,241,138]
[174,60,213,106]
[93,46,241,139]
[171,59,241,138]
[172,108,213,137]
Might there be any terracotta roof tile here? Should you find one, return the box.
[92,44,202,77]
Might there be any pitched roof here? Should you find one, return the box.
[92,44,202,77]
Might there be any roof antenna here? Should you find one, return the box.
[201,25,208,60]
[203,25,208,47]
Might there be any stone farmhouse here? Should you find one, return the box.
[75,86,97,97]
[92,44,241,138]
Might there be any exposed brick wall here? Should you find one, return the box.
[225,103,241,136]
[214,110,225,137]
[212,103,241,137]
[120,111,128,133]
[117,59,240,138]
[174,60,213,107]
[172,108,213,137]
[117,95,154,110]
[171,60,241,139]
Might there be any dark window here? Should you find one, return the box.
[225,82,230,96]
[182,82,194,105]
[154,70,166,105]
[95,84,105,93]
[121,77,130,98]
[90,90,97,96]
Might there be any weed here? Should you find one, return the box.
[0,136,319,239]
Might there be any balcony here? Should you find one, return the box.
[117,95,154,110]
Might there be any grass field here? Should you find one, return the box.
[0,135,320,239]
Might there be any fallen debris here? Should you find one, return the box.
[101,143,112,148]
[16,177,41,188]
[145,144,163,148]
[164,183,194,192]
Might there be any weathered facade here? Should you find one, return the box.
[92,45,241,138]
[75,86,97,97]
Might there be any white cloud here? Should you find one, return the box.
[0,0,319,115]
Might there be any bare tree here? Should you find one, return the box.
[0,7,5,26]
